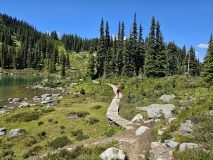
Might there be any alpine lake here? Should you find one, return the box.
[0,73,63,111]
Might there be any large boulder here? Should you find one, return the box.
[100,147,125,160]
[18,102,30,108]
[179,143,200,152]
[165,140,179,148]
[8,129,26,138]
[179,120,193,136]
[160,94,176,102]
[135,126,149,136]
[12,98,21,103]
[137,104,175,119]
[131,113,143,122]
[41,94,52,100]
[0,128,7,136]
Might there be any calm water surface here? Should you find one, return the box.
[0,74,46,108]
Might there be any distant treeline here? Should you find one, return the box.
[87,13,202,79]
[0,13,98,71]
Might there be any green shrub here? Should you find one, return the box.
[173,148,213,160]
[103,128,116,137]
[49,136,71,149]
[23,146,41,158]
[38,121,44,126]
[154,82,162,90]
[161,131,172,143]
[48,119,53,122]
[91,105,102,110]
[76,133,89,141]
[60,126,65,130]
[86,118,99,124]
[6,112,41,122]
[44,108,55,113]
[67,111,90,118]
[25,137,37,147]
[71,129,83,136]
[37,131,46,140]
[151,129,158,141]
[80,87,85,94]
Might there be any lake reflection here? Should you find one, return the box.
[0,74,45,109]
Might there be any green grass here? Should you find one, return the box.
[0,81,123,159]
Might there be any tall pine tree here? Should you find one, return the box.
[144,16,156,77]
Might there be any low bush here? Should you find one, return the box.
[86,117,99,124]
[173,148,213,160]
[67,111,90,118]
[38,121,44,126]
[161,131,172,143]
[48,136,71,149]
[25,137,37,147]
[37,131,46,140]
[71,129,83,136]
[103,128,116,137]
[6,112,41,122]
[23,146,41,158]
[91,105,102,110]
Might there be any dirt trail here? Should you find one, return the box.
[107,84,152,160]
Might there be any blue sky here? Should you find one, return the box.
[1,0,212,62]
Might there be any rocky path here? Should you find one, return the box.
[106,84,152,160]
[106,84,136,130]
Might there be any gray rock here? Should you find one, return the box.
[12,98,21,102]
[8,98,13,102]
[100,147,125,160]
[0,128,7,132]
[18,102,30,108]
[8,129,26,138]
[45,97,52,101]
[165,140,179,148]
[131,113,143,122]
[208,110,213,115]
[179,143,200,152]
[158,130,163,136]
[144,119,154,124]
[137,104,175,119]
[52,94,60,97]
[0,109,10,114]
[160,94,176,102]
[0,131,6,136]
[151,142,161,149]
[179,120,193,136]
[135,126,149,136]
[71,83,78,86]
[40,100,53,105]
[168,117,177,123]
[41,94,52,100]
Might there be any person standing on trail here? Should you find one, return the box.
[116,86,120,99]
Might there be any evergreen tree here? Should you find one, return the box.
[209,33,212,44]
[144,16,156,77]
[167,42,178,75]
[103,21,111,78]
[202,41,213,84]
[96,18,106,77]
[61,53,66,76]
[135,24,145,75]
[87,43,95,79]
[123,31,135,77]
[155,21,166,77]
[115,22,125,76]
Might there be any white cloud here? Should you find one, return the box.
[195,52,199,56]
[197,43,209,49]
